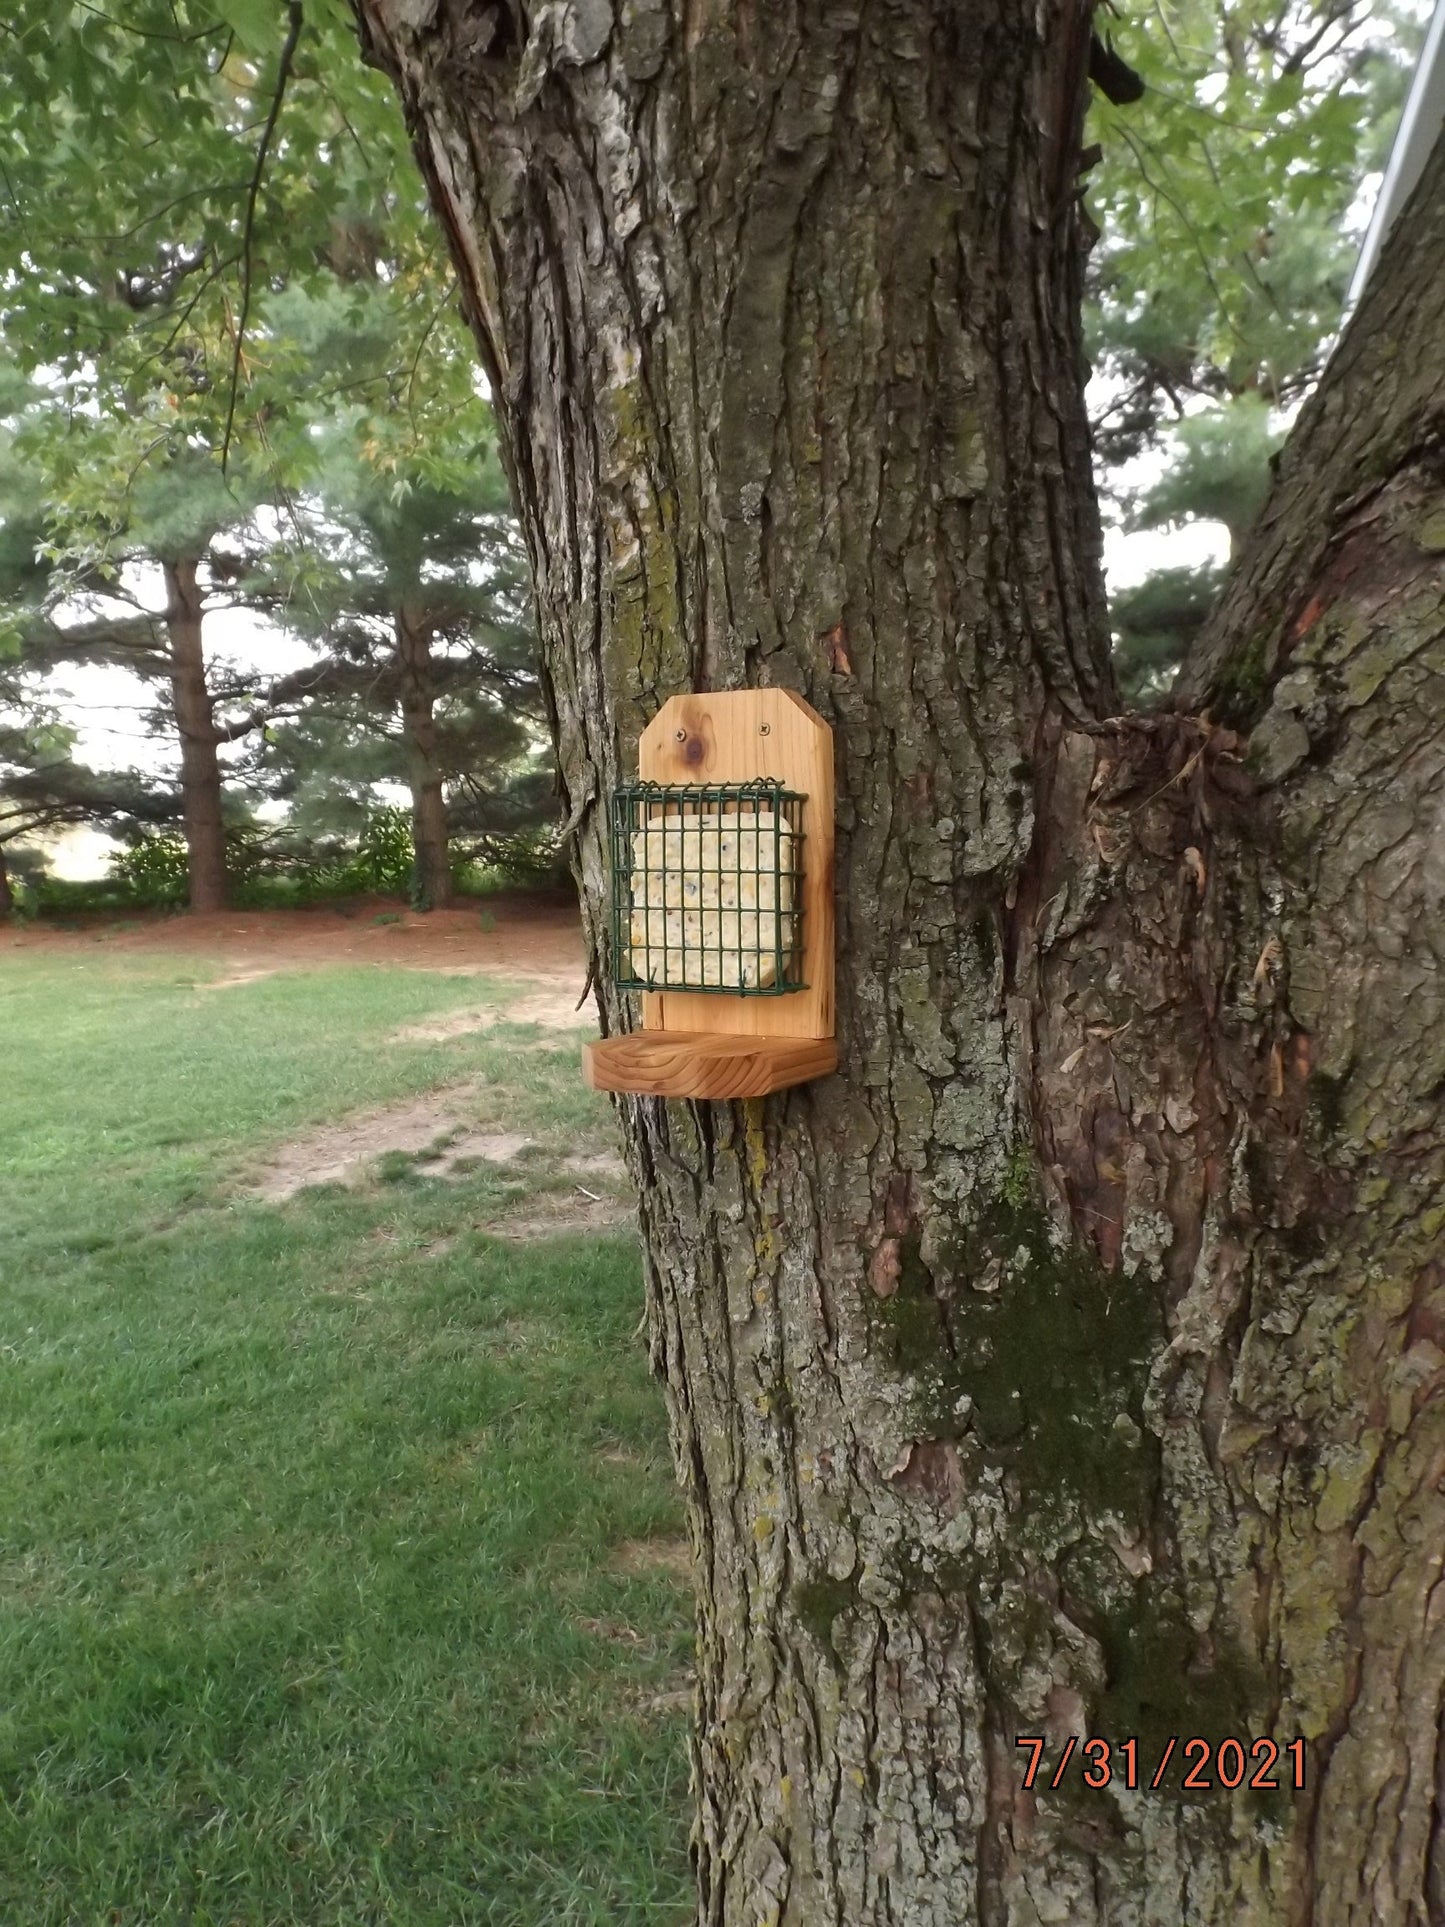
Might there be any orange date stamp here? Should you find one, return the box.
[1016,1735,1308,1793]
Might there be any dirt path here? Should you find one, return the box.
[3,894,589,997]
[7,894,629,1234]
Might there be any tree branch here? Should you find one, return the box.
[221,0,306,472]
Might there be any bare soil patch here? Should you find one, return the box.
[198,966,279,991]
[576,1615,652,1649]
[630,1683,695,1722]
[562,1152,628,1182]
[476,1187,635,1241]
[610,1536,694,1579]
[245,1085,533,1201]
[389,983,592,1041]
[11,897,631,1226]
[243,1091,628,1213]
[5,893,589,999]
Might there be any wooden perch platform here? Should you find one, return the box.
[583,1031,838,1101]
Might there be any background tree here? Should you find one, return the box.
[0,390,196,905]
[0,6,324,909]
[244,280,544,908]
[5,427,291,911]
[351,2,1444,1921]
[1086,0,1425,695]
[0,719,181,915]
[0,0,503,909]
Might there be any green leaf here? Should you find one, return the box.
[215,0,285,54]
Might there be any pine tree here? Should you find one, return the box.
[2,405,283,911]
[242,281,544,907]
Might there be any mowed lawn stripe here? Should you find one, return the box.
[1,958,594,1262]
[0,950,690,1926]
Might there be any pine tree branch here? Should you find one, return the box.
[18,614,168,672]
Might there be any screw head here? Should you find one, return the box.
[759,722,771,736]
[675,728,687,741]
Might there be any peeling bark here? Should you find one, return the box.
[348,3,1444,1919]
[163,556,228,913]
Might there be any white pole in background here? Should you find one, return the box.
[1342,0,1445,318]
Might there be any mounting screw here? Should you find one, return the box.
[675,728,687,740]
[759,722,771,735]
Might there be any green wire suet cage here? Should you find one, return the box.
[609,780,807,995]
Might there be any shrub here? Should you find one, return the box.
[350,806,416,895]
[111,834,191,906]
[456,828,568,893]
[15,808,571,920]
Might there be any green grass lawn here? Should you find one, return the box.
[0,949,691,1925]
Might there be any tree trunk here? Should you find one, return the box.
[163,556,228,913]
[0,843,12,917]
[1158,129,1445,1925]
[396,601,454,909]
[353,3,1444,1919]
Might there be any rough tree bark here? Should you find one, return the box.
[350,2,1444,1919]
[162,557,228,913]
[395,600,456,909]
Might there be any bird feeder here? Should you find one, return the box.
[583,689,836,1099]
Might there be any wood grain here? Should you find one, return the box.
[636,689,834,1042]
[583,1032,839,1099]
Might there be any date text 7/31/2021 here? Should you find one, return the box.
[1016,1736,1309,1794]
